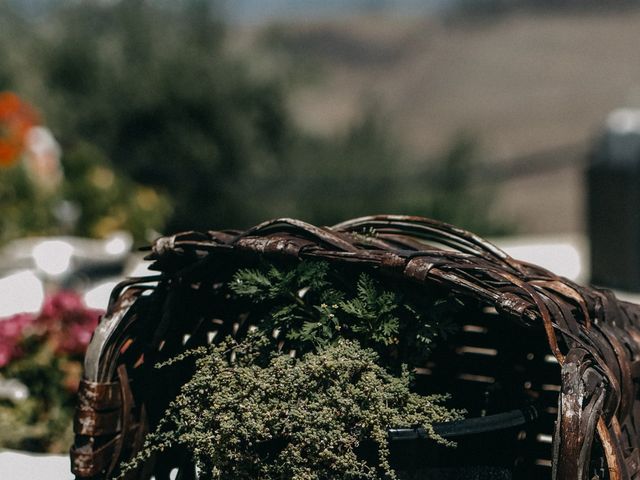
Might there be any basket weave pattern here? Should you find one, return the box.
[71,216,640,480]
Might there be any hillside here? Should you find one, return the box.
[238,10,640,233]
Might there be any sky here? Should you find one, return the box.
[213,0,448,23]
[7,0,452,24]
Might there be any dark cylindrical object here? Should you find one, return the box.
[588,109,640,291]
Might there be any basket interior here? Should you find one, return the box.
[108,262,567,480]
[403,303,560,480]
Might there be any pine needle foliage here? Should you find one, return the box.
[118,336,463,480]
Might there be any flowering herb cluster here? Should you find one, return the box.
[0,291,102,452]
[120,336,462,480]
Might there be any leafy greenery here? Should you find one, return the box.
[0,162,54,243]
[0,0,292,234]
[61,141,171,241]
[230,260,457,363]
[0,342,77,452]
[118,335,462,480]
[115,260,464,477]
[0,141,170,244]
[0,1,508,237]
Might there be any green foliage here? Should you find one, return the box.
[0,163,56,243]
[13,0,293,233]
[341,274,400,344]
[118,261,464,477]
[230,260,457,364]
[417,133,510,236]
[61,142,171,241]
[232,262,402,348]
[0,343,76,452]
[118,336,463,480]
[0,144,170,244]
[0,1,507,237]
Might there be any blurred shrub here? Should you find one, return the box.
[31,0,292,233]
[258,110,403,226]
[259,117,508,235]
[0,0,508,237]
[0,106,170,245]
[0,291,102,453]
[0,151,170,245]
[397,132,511,236]
[62,141,171,241]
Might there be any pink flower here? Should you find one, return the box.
[40,291,86,321]
[0,313,35,367]
[55,322,96,356]
[37,291,102,356]
[0,291,103,368]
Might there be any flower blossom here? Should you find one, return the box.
[0,313,35,367]
[0,291,103,369]
[38,291,102,356]
[0,92,40,167]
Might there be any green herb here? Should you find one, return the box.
[230,260,457,363]
[120,261,464,478]
[118,335,463,480]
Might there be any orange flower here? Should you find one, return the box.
[0,92,40,167]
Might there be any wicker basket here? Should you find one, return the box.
[71,215,640,480]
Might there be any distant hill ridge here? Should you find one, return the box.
[260,10,640,233]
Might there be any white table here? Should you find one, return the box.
[0,450,73,480]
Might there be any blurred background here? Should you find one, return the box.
[2,0,640,465]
